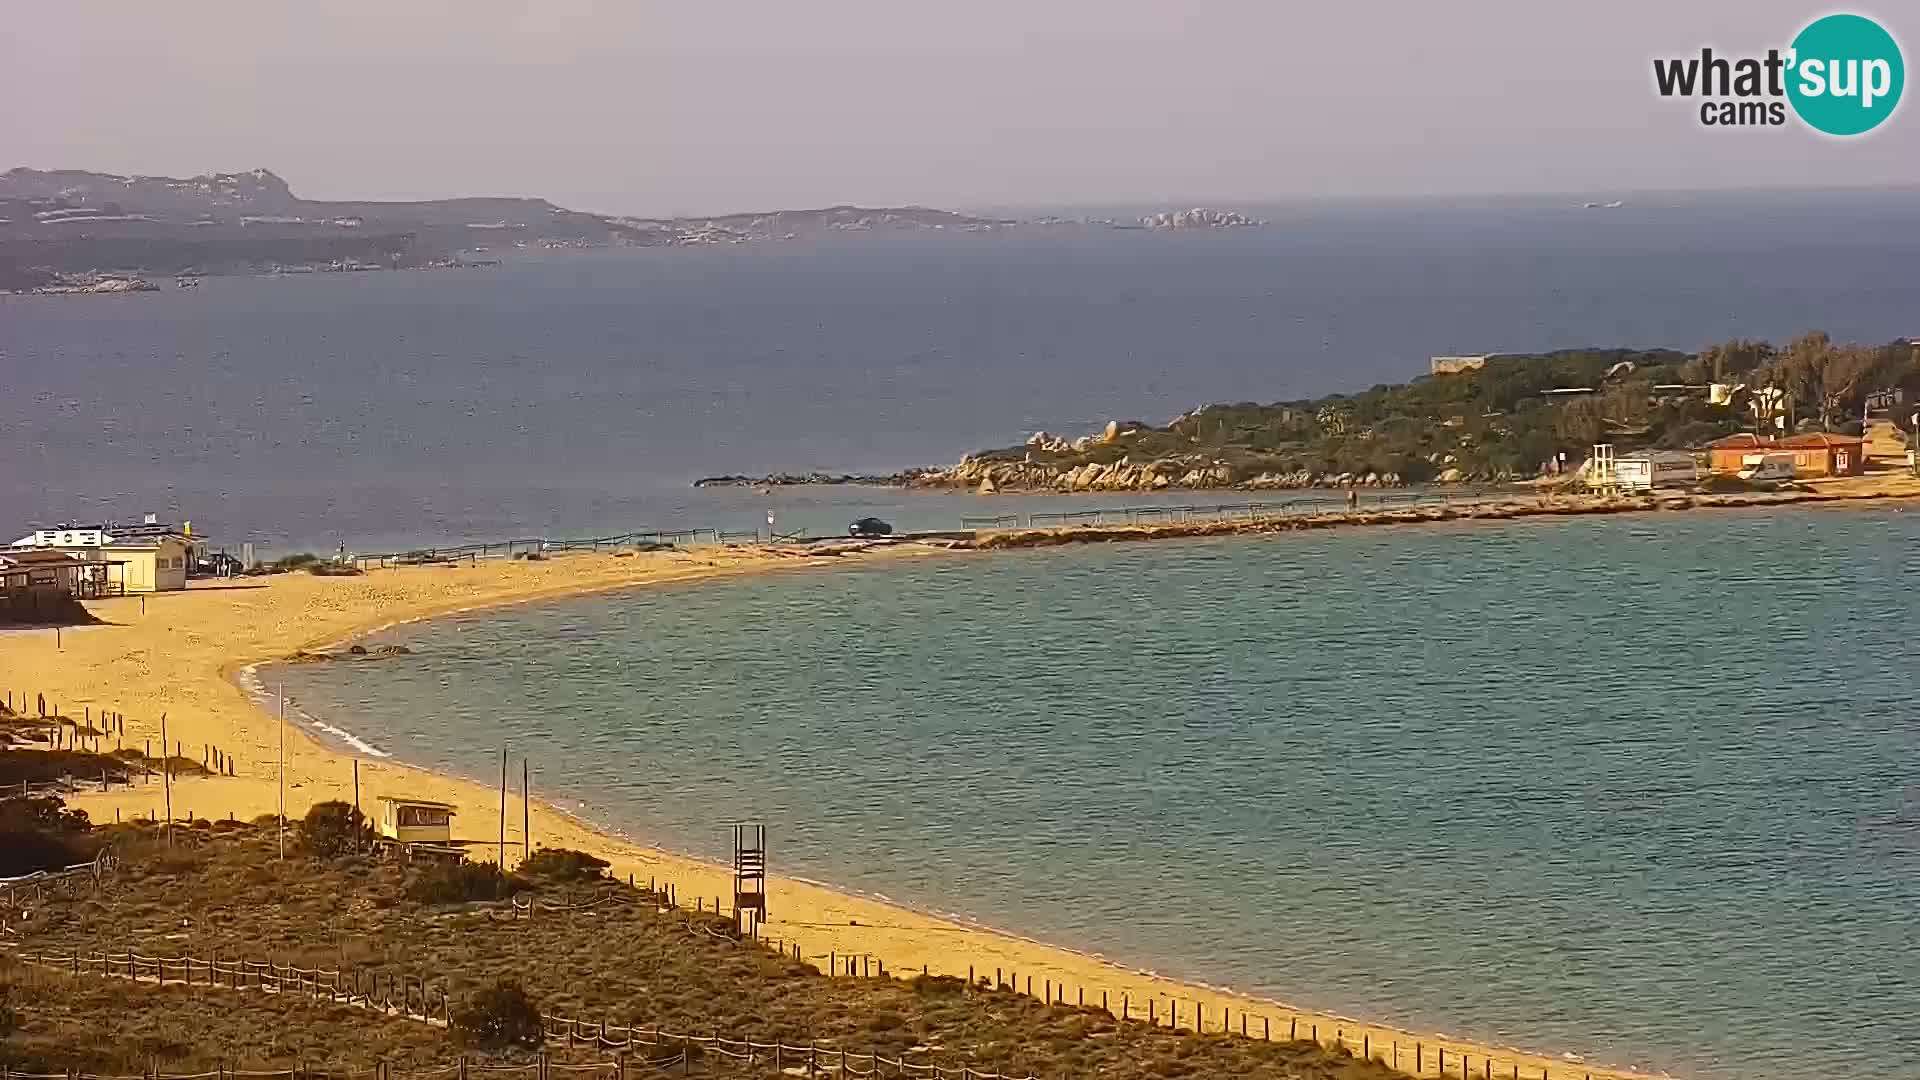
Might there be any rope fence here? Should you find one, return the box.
[1,689,240,782]
[0,850,116,912]
[13,948,1042,1080]
[504,875,1608,1080]
[348,529,728,571]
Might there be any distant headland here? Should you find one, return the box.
[713,335,1919,493]
[0,166,1265,292]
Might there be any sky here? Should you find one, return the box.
[2,1,1915,216]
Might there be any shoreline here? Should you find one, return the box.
[23,493,1912,1077]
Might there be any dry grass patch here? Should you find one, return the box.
[12,822,1411,1080]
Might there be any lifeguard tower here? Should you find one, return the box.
[375,796,457,846]
[731,822,767,937]
[1588,443,1617,493]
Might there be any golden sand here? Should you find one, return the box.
[0,526,1801,1080]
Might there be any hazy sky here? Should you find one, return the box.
[3,2,1915,215]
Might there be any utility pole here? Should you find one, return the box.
[278,684,286,860]
[522,757,531,859]
[498,748,507,867]
[160,712,171,847]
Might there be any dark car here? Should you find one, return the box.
[848,517,894,538]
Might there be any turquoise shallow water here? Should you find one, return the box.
[271,507,1920,1079]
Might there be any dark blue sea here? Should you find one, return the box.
[4,188,1919,553]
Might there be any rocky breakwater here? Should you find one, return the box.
[692,468,941,489]
[955,488,1875,550]
[15,273,159,296]
[927,427,1403,494]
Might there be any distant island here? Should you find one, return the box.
[713,335,1918,492]
[1137,207,1263,230]
[0,166,1265,292]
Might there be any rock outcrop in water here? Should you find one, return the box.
[286,644,415,664]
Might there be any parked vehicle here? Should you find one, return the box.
[1613,450,1698,492]
[1738,453,1796,484]
[848,517,894,538]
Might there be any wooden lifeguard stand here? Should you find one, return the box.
[731,822,767,936]
[1589,443,1617,493]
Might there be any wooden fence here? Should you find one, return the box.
[502,873,1613,1080]
[13,948,1043,1080]
[0,1064,663,1080]
[2,688,240,782]
[348,529,731,571]
[0,850,116,911]
[7,842,1630,1080]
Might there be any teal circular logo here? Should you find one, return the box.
[1787,14,1904,135]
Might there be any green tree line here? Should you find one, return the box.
[987,334,1918,483]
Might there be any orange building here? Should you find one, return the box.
[1704,433,1867,477]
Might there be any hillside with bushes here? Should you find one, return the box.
[923,333,1917,491]
[0,804,1416,1079]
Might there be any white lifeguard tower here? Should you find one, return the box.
[374,797,457,846]
[1588,443,1617,493]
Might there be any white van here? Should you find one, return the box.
[1738,453,1795,484]
[1613,450,1699,492]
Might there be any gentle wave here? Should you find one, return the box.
[236,663,392,758]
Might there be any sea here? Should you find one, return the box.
[4,187,1919,553]
[8,187,1920,1077]
[269,508,1920,1080]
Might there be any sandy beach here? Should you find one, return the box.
[18,502,1903,1079]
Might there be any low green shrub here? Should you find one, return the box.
[307,561,364,577]
[450,979,543,1049]
[297,801,369,858]
[517,847,609,882]
[406,861,520,904]
[0,795,97,876]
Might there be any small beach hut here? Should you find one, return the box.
[374,796,457,845]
